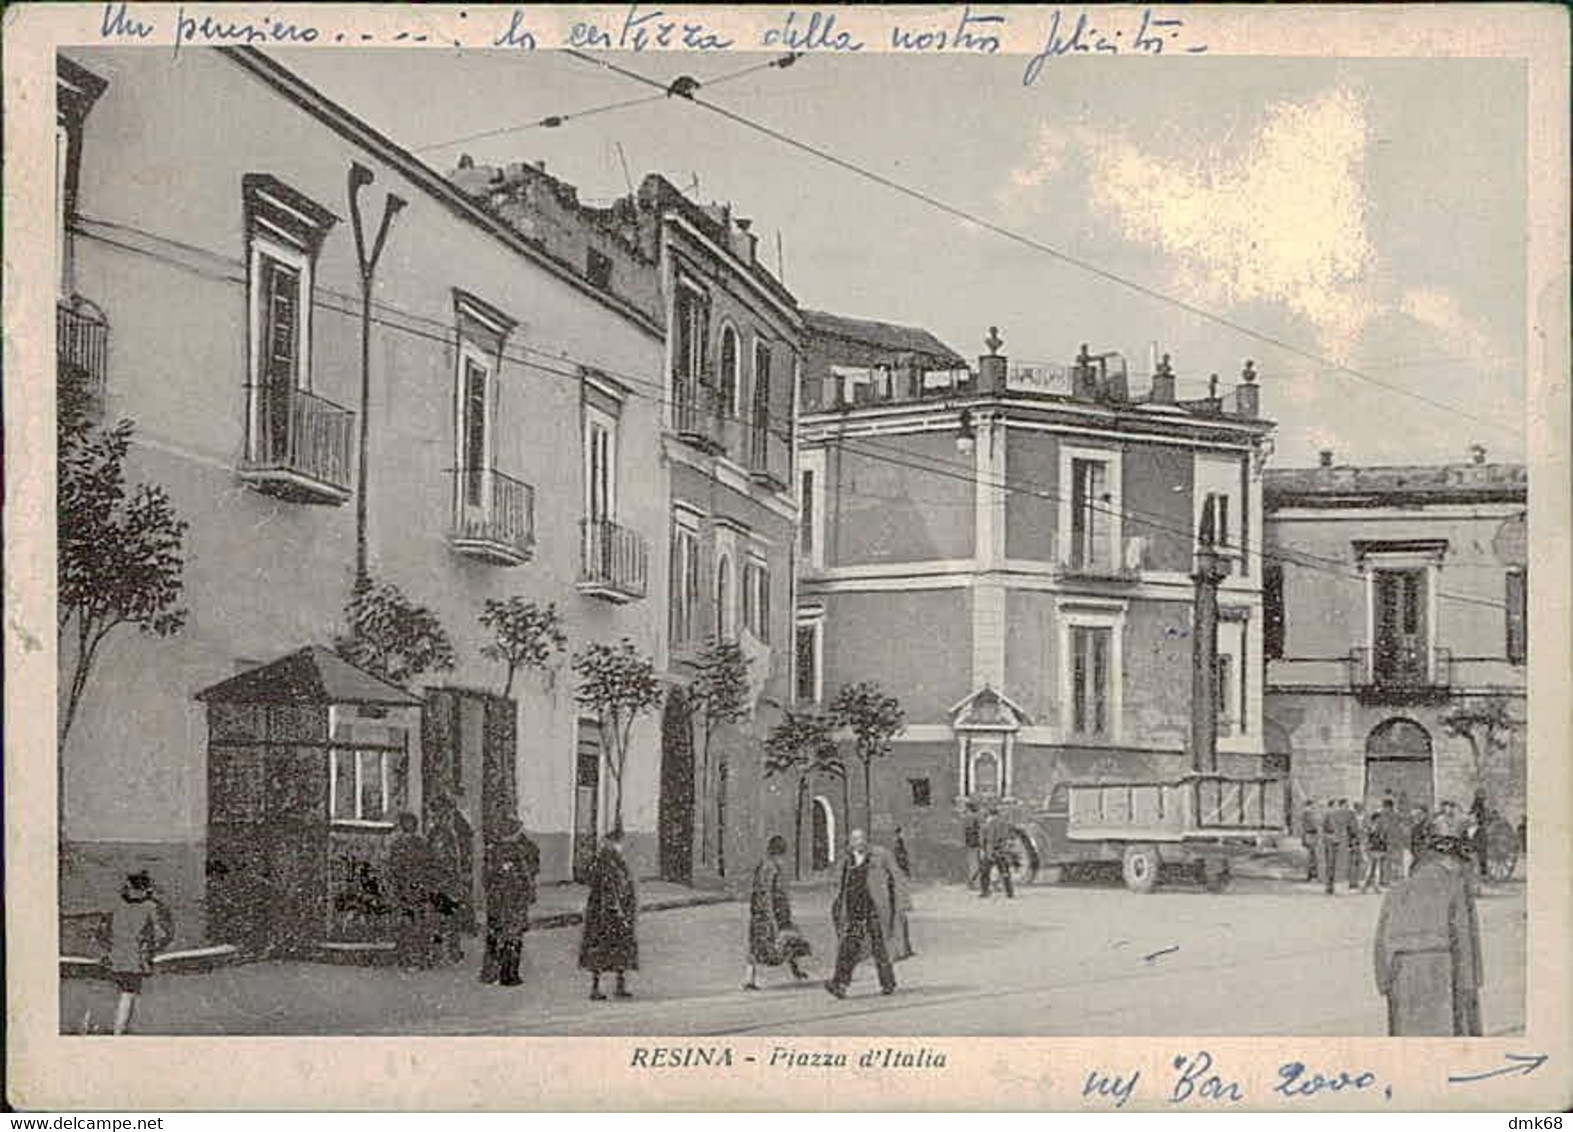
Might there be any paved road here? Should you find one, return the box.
[62,878,1525,1037]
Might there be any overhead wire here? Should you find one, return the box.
[561,51,1526,442]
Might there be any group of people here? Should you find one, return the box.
[746,829,915,999]
[961,800,1018,899]
[1301,790,1503,894]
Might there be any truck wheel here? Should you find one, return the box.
[1122,845,1160,893]
[1009,829,1040,886]
[1203,858,1232,893]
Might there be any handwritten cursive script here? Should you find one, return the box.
[1022,7,1208,85]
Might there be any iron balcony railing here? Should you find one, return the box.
[240,387,355,503]
[674,380,728,454]
[579,517,649,602]
[451,469,536,565]
[58,300,109,408]
[747,419,791,490]
[1349,645,1453,699]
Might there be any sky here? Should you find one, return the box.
[277,48,1528,468]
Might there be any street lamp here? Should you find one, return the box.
[347,162,407,586]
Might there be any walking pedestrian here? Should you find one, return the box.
[893,825,912,879]
[387,812,439,966]
[1348,801,1367,891]
[1358,803,1384,892]
[1378,798,1405,886]
[962,800,983,889]
[579,827,638,1001]
[1321,800,1353,894]
[480,817,538,987]
[743,835,812,990]
[426,793,474,963]
[1373,834,1484,1035]
[825,829,911,999]
[1301,799,1323,882]
[1469,790,1492,880]
[979,804,1015,899]
[108,871,174,1035]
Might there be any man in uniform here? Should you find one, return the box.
[979,804,1015,899]
[1301,798,1323,883]
[1320,799,1353,894]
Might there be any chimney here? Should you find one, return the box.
[1234,359,1260,419]
[1072,343,1099,400]
[1470,443,1487,465]
[977,326,1007,393]
[1150,353,1176,404]
[1319,449,1335,468]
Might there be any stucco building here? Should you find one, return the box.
[446,162,804,885]
[795,320,1275,874]
[1262,451,1528,825]
[57,46,674,946]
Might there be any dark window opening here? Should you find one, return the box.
[908,778,932,807]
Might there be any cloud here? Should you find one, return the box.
[1399,286,1505,370]
[1006,88,1379,358]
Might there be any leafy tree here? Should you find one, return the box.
[479,597,566,697]
[830,680,906,832]
[335,576,456,686]
[764,708,839,878]
[688,637,751,874]
[1441,696,1521,798]
[573,638,663,831]
[58,367,188,750]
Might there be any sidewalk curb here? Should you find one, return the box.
[60,890,741,977]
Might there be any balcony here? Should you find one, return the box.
[238,387,355,505]
[450,469,535,566]
[58,299,109,412]
[1349,645,1453,704]
[747,420,791,492]
[1055,536,1147,583]
[578,517,649,603]
[674,381,728,455]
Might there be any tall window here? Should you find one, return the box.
[1070,625,1112,738]
[458,351,490,507]
[752,339,772,425]
[1205,491,1232,548]
[715,553,734,642]
[795,615,823,703]
[670,517,702,646]
[798,449,827,568]
[718,325,740,419]
[673,278,709,403]
[330,748,404,824]
[1373,568,1427,683]
[1070,458,1112,569]
[1216,653,1235,736]
[743,558,770,641]
[1506,568,1527,665]
[244,175,336,465]
[800,468,815,556]
[584,406,617,523]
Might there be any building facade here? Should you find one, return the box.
[57,46,674,945]
[796,322,1276,875]
[1262,452,1528,826]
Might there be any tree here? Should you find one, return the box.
[58,367,188,750]
[688,637,751,875]
[764,708,838,879]
[830,681,906,831]
[1441,696,1521,798]
[573,638,663,832]
[479,597,566,697]
[334,576,456,686]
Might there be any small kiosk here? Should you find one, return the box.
[196,647,422,957]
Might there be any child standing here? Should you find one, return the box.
[108,871,173,1035]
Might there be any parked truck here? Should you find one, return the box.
[993,772,1288,893]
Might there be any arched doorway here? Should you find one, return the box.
[1365,717,1434,809]
[658,689,695,882]
[809,795,835,872]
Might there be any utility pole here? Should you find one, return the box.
[1191,494,1232,774]
[347,162,406,586]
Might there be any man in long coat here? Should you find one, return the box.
[1301,799,1323,882]
[426,793,475,963]
[579,827,638,1000]
[1320,800,1353,894]
[826,828,912,998]
[1373,835,1483,1035]
[480,817,539,987]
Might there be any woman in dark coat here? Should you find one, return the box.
[744,835,811,989]
[579,827,638,1000]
